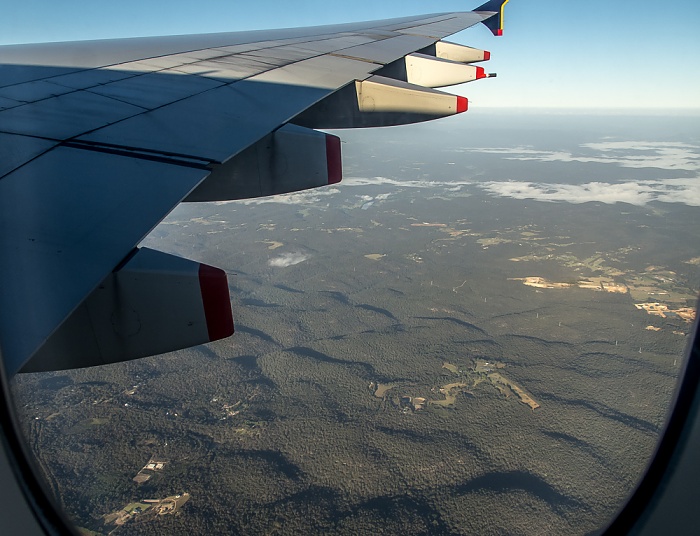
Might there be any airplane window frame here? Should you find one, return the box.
[603,305,700,534]
[0,350,78,535]
[1,2,698,533]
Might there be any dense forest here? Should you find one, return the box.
[11,118,699,535]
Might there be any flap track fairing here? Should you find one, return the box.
[420,41,491,64]
[21,248,233,372]
[378,53,487,88]
[294,75,467,129]
[186,123,341,202]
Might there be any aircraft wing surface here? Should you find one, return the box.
[0,1,511,375]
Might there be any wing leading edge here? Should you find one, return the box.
[0,2,512,375]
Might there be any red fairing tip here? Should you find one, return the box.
[199,264,234,341]
[483,50,491,61]
[494,29,503,36]
[325,133,342,185]
[456,96,468,113]
[476,66,486,79]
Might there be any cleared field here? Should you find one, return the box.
[488,373,540,410]
[431,382,469,407]
[442,362,459,374]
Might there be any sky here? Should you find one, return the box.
[1,0,699,109]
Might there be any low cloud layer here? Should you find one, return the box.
[211,140,699,210]
[227,177,475,209]
[268,252,310,267]
[468,141,700,171]
[479,178,700,206]
[343,177,473,189]
[214,188,341,207]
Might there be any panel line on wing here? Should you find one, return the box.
[0,133,59,180]
[60,141,213,170]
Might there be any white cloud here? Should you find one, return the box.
[465,141,700,171]
[209,141,700,210]
[210,178,477,210]
[213,188,341,206]
[268,252,311,267]
[343,177,473,189]
[582,141,698,152]
[478,177,700,206]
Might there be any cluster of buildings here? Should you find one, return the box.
[132,457,167,484]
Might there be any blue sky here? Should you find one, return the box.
[2,1,699,109]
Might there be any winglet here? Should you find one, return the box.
[476,0,510,36]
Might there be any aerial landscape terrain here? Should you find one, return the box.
[10,110,699,535]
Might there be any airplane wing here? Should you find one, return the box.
[0,1,511,376]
